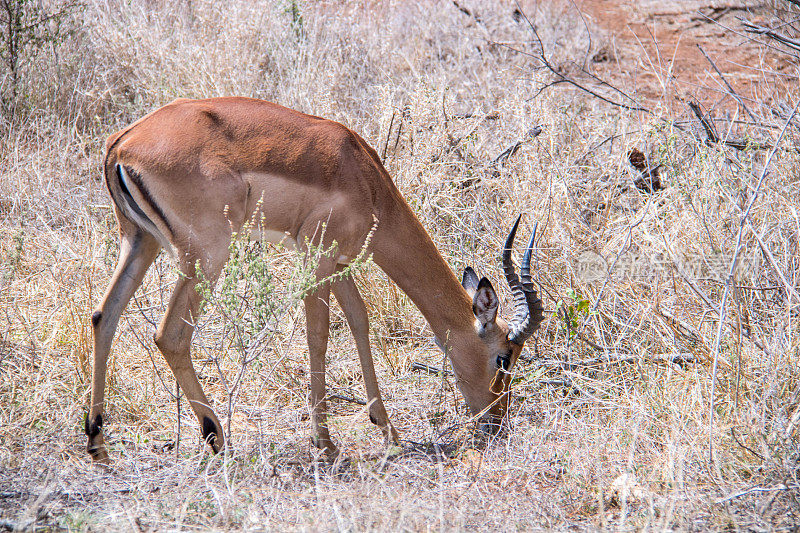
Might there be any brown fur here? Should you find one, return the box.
[88,97,526,461]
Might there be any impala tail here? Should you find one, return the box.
[103,157,174,255]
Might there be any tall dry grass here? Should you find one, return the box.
[1,0,799,530]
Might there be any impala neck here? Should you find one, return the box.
[371,193,478,360]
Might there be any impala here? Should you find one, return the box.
[87,97,543,463]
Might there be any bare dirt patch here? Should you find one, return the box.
[574,0,797,109]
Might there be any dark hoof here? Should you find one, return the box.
[84,413,111,464]
[88,445,111,466]
[202,416,221,453]
[84,413,103,438]
[311,436,338,459]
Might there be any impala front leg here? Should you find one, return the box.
[88,228,160,463]
[332,270,399,444]
[304,261,337,457]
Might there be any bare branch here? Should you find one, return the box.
[688,101,775,151]
[539,352,698,369]
[410,361,452,377]
[511,2,648,112]
[688,101,720,142]
[492,125,542,166]
[326,393,367,406]
[742,20,800,53]
[697,44,760,125]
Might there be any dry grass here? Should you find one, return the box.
[1,0,799,530]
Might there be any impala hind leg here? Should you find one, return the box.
[331,270,399,444]
[153,256,227,454]
[304,261,338,457]
[88,229,160,463]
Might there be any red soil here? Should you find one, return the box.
[572,0,798,112]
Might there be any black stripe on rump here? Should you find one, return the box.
[121,165,174,236]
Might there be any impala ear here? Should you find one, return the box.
[472,277,498,326]
[462,266,480,292]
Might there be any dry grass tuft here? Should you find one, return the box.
[1,0,799,530]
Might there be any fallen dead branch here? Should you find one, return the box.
[716,484,797,504]
[537,352,697,369]
[326,392,367,406]
[742,20,800,54]
[688,101,774,151]
[409,361,452,377]
[492,125,543,166]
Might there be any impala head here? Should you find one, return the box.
[441,216,544,431]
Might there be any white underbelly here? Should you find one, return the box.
[248,228,299,249]
[247,228,350,264]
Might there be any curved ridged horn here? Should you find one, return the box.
[503,215,529,326]
[504,217,544,346]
